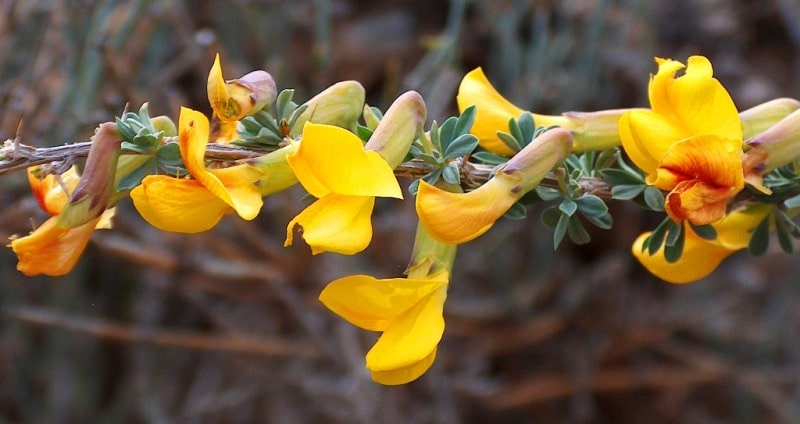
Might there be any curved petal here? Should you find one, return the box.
[207,53,234,120]
[416,178,518,244]
[664,179,741,225]
[713,204,772,249]
[130,175,232,233]
[179,107,263,216]
[631,230,734,284]
[11,216,100,276]
[371,348,437,386]
[319,274,448,331]
[365,286,446,373]
[619,110,686,178]
[285,195,375,255]
[28,165,81,216]
[209,164,264,220]
[290,123,402,199]
[457,68,524,156]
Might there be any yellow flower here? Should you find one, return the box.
[619,56,744,225]
[456,68,628,154]
[207,53,277,142]
[131,107,263,233]
[319,224,456,385]
[11,165,115,276]
[320,272,448,385]
[285,122,402,254]
[417,128,572,244]
[457,68,568,156]
[632,204,771,284]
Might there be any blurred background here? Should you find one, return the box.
[2,0,800,422]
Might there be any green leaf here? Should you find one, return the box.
[689,222,717,241]
[497,131,521,153]
[417,153,441,166]
[647,218,671,255]
[567,217,591,245]
[470,151,507,166]
[536,186,562,201]
[784,193,800,209]
[663,226,685,263]
[558,198,578,217]
[276,89,295,119]
[665,220,683,247]
[643,186,665,211]
[422,168,442,185]
[117,156,157,191]
[748,215,771,256]
[541,205,561,228]
[600,168,645,186]
[408,179,420,195]
[442,163,460,185]
[575,195,608,218]
[553,213,569,249]
[429,121,442,152]
[774,210,797,253]
[356,124,374,142]
[583,212,612,230]
[444,134,479,159]
[508,116,524,147]
[503,202,527,220]
[611,184,645,200]
[453,106,476,139]
[517,112,535,146]
[438,117,457,150]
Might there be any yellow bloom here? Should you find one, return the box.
[632,204,770,284]
[285,123,402,254]
[417,128,572,244]
[320,223,456,385]
[131,107,263,233]
[456,68,628,154]
[207,53,277,142]
[619,56,744,225]
[12,165,114,276]
[320,272,448,385]
[457,67,568,156]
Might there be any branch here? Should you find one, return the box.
[0,138,614,199]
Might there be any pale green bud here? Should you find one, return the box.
[291,81,365,134]
[365,91,426,168]
[741,98,800,140]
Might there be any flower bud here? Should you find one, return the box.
[57,122,121,228]
[291,81,365,134]
[562,109,638,152]
[416,128,573,244]
[744,107,800,176]
[364,91,426,168]
[740,98,800,140]
[247,143,300,196]
[151,115,177,137]
[362,104,382,131]
[208,54,277,122]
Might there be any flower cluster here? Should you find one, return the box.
[8,52,800,384]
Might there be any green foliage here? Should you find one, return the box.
[236,89,308,149]
[407,106,479,193]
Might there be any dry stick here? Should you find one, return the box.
[0,139,614,198]
[3,305,322,358]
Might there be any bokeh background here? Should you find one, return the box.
[2,0,800,422]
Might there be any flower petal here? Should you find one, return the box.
[11,216,100,276]
[416,177,518,244]
[209,164,264,220]
[456,68,567,156]
[130,175,233,233]
[319,274,448,331]
[285,195,375,255]
[619,110,687,179]
[713,204,772,249]
[370,348,438,386]
[289,123,402,199]
[631,230,733,284]
[28,165,81,216]
[365,286,446,375]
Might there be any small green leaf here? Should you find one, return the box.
[541,205,561,228]
[276,89,295,119]
[665,220,683,247]
[438,117,457,150]
[553,213,569,249]
[356,124,374,142]
[497,131,521,153]
[774,210,796,253]
[408,179,420,195]
[417,153,441,165]
[444,133,479,159]
[785,193,800,209]
[583,212,613,230]
[442,163,460,185]
[643,186,665,211]
[508,116,524,146]
[648,218,671,255]
[470,151,507,166]
[748,215,771,256]
[503,202,527,220]
[517,112,535,146]
[567,217,591,245]
[559,198,578,217]
[536,186,562,201]
[575,195,608,218]
[689,222,717,240]
[611,184,645,200]
[663,227,685,263]
[453,106,476,139]
[600,168,646,186]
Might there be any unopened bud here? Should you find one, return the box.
[365,91,426,168]
[501,128,573,192]
[57,122,121,228]
[208,53,278,121]
[562,109,637,152]
[151,115,177,137]
[248,144,300,196]
[740,98,800,140]
[744,107,800,175]
[291,81,365,134]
